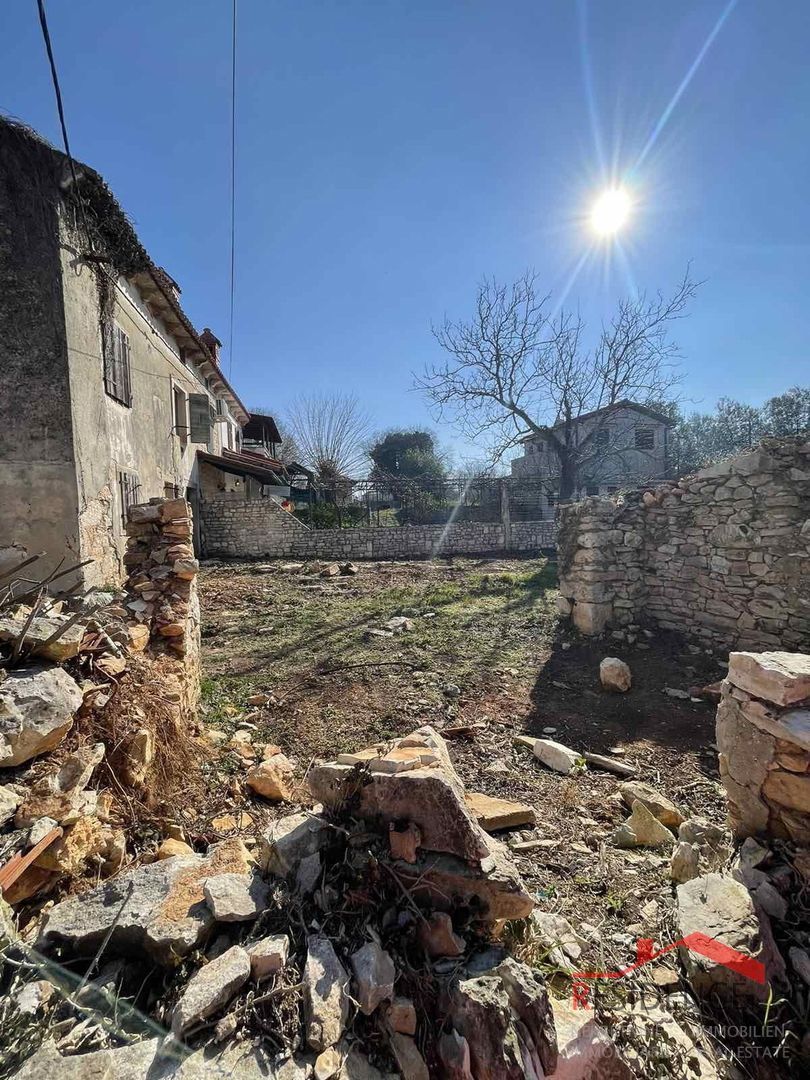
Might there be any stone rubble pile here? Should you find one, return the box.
[0,500,200,907]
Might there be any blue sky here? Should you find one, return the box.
[2,1,808,464]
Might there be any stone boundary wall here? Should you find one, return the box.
[557,438,810,650]
[200,492,556,560]
[717,651,810,843]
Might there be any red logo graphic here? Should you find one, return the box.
[572,933,765,1009]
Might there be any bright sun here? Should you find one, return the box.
[591,188,631,235]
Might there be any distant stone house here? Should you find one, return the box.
[0,119,287,587]
[510,401,674,513]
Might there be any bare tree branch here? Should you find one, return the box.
[415,269,700,497]
[284,392,374,481]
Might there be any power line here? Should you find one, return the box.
[36,0,91,246]
[228,0,238,379]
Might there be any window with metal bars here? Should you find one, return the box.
[118,470,140,528]
[105,324,132,406]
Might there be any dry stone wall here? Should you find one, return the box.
[200,492,555,560]
[123,497,201,714]
[717,651,810,843]
[558,438,810,650]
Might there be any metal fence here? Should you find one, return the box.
[288,477,559,530]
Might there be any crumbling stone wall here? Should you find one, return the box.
[123,497,200,713]
[717,651,810,843]
[200,492,556,560]
[558,438,810,650]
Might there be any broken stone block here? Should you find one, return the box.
[610,800,676,849]
[309,763,489,864]
[0,666,83,767]
[464,792,536,832]
[496,959,557,1076]
[599,657,632,693]
[296,850,322,895]
[203,871,270,921]
[15,980,55,1016]
[246,754,294,800]
[549,997,633,1079]
[37,837,251,966]
[676,872,787,1000]
[450,975,528,1079]
[249,934,290,981]
[260,811,330,877]
[384,616,414,634]
[528,912,583,972]
[304,936,350,1051]
[398,837,534,921]
[418,911,466,958]
[670,818,733,883]
[0,616,84,662]
[0,785,21,827]
[389,1033,429,1080]
[618,781,684,831]
[727,651,810,707]
[350,941,396,1014]
[386,996,417,1035]
[314,1047,342,1080]
[389,821,421,863]
[157,838,194,860]
[33,816,108,875]
[515,736,579,775]
[172,944,250,1035]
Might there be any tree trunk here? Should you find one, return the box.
[559,450,577,501]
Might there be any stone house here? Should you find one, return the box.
[510,400,674,513]
[0,119,285,587]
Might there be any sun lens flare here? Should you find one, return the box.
[591,188,631,235]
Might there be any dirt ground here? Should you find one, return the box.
[197,554,728,972]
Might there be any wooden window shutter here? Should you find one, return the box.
[189,394,212,442]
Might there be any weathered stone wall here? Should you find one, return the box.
[717,651,810,842]
[200,493,556,560]
[123,497,200,714]
[557,438,810,649]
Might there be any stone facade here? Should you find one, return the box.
[200,493,555,560]
[557,438,810,649]
[717,651,810,842]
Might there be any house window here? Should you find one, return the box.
[226,423,234,451]
[635,426,654,450]
[586,484,599,496]
[607,485,619,494]
[105,324,132,406]
[173,385,188,440]
[595,428,609,448]
[216,398,224,417]
[164,482,179,498]
[118,470,139,528]
[179,346,187,367]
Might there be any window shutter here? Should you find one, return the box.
[189,394,212,442]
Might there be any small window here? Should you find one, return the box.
[595,428,609,448]
[586,485,599,496]
[179,346,187,366]
[226,423,234,451]
[606,485,619,494]
[635,426,654,450]
[105,324,132,406]
[164,482,179,499]
[173,385,188,439]
[118,470,139,527]
[216,398,224,417]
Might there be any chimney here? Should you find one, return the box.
[200,328,222,365]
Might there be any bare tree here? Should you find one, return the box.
[416,270,699,499]
[284,392,373,481]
